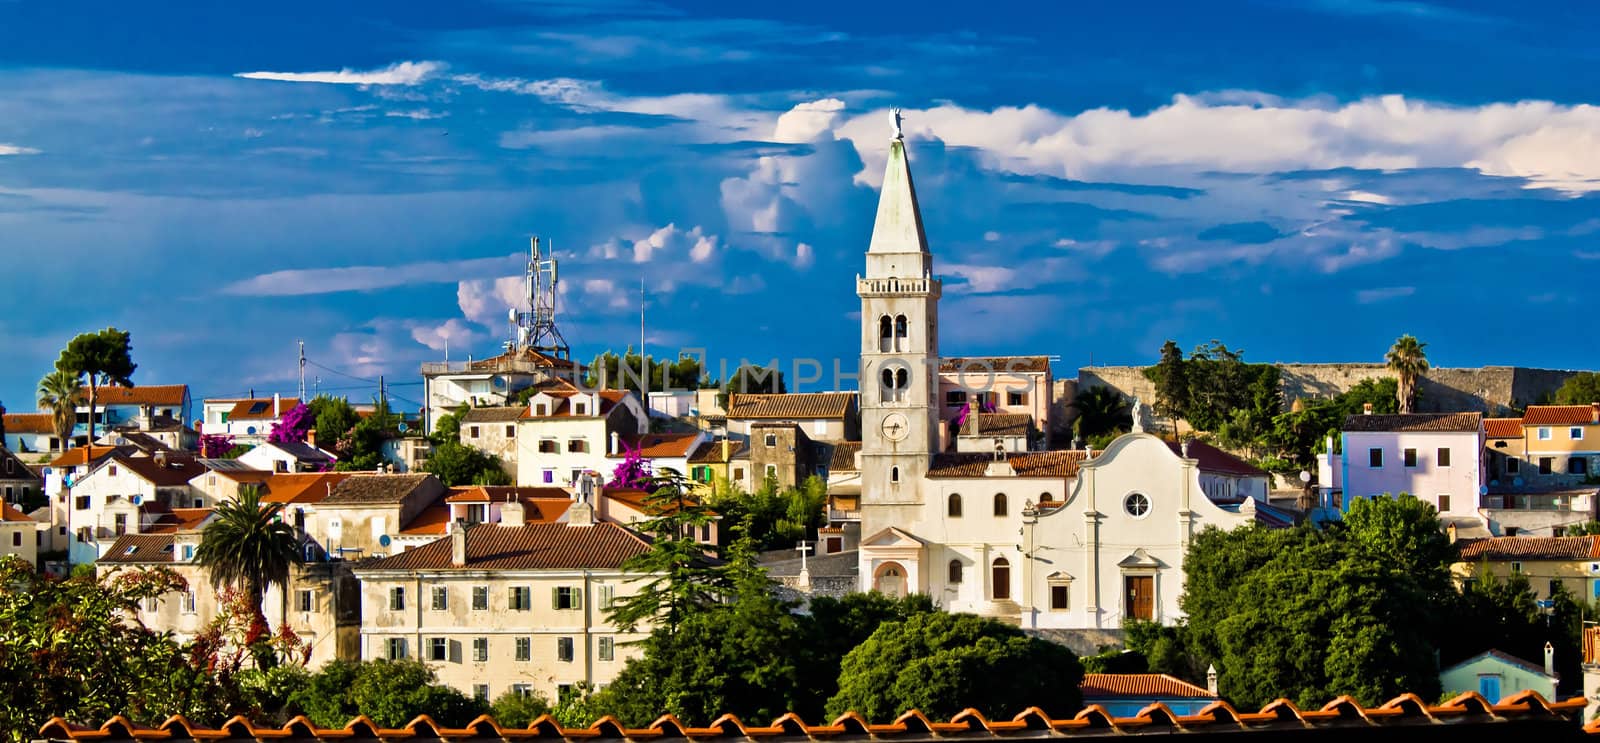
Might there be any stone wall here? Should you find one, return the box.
[1080,364,1587,417]
[1026,627,1126,656]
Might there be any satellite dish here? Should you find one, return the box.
[130,494,143,506]
[247,426,257,435]
[41,467,51,476]
[397,423,410,433]
[492,376,507,390]
[508,307,519,324]
[1480,485,1489,496]
[378,534,392,547]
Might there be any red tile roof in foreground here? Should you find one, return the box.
[1081,674,1215,699]
[36,691,1591,741]
[1456,535,1600,561]
[1524,405,1600,426]
[1485,418,1525,438]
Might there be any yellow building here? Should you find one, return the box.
[1499,405,1600,489]
[1451,535,1600,602]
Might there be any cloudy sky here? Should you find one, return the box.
[2,0,1597,411]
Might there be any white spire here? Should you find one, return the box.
[867,116,928,256]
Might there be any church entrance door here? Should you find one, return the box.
[1125,576,1154,621]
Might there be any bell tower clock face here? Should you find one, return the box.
[881,412,911,442]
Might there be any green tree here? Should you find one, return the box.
[826,611,1083,721]
[54,327,137,445]
[795,592,937,720]
[587,349,711,395]
[307,396,361,454]
[1385,335,1430,414]
[0,558,230,739]
[430,403,468,445]
[348,659,481,728]
[335,398,400,471]
[424,440,510,487]
[490,689,553,727]
[1145,339,1191,423]
[718,364,786,407]
[1070,386,1131,440]
[36,369,82,451]
[1555,372,1600,405]
[285,659,361,727]
[194,486,299,630]
[607,469,729,634]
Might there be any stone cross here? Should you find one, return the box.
[794,539,812,573]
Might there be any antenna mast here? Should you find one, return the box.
[509,236,570,360]
[298,340,306,400]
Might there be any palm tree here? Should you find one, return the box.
[1071,386,1133,440]
[1385,335,1430,414]
[37,370,82,451]
[195,485,299,625]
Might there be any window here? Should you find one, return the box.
[1438,494,1451,512]
[599,636,615,661]
[1507,457,1520,474]
[1506,527,1521,537]
[1124,492,1151,518]
[297,590,313,612]
[75,496,90,510]
[1438,448,1451,467]
[509,586,531,610]
[1369,448,1383,468]
[429,637,447,662]
[567,439,587,453]
[143,596,159,613]
[1572,458,1589,476]
[993,493,1008,517]
[113,513,127,536]
[948,559,963,584]
[539,440,559,453]
[1050,585,1069,610]
[182,591,196,614]
[946,390,968,406]
[554,586,583,610]
[472,586,489,610]
[891,466,900,483]
[1573,427,1585,441]
[894,315,908,347]
[764,433,777,447]
[473,684,490,701]
[469,426,480,438]
[1539,427,1552,440]
[543,470,555,484]
[472,637,488,662]
[1007,391,1026,406]
[991,557,1011,601]
[515,637,531,661]
[597,584,615,609]
[879,315,893,351]
[511,683,533,697]
[879,366,910,403]
[466,504,487,523]
[574,402,588,415]
[431,586,448,611]
[733,467,745,481]
[1403,448,1417,468]
[10,532,20,547]
[389,587,405,611]
[827,536,843,553]
[535,403,548,416]
[387,638,407,660]
[1540,457,1554,475]
[557,637,575,662]
[947,493,963,517]
[1511,561,1523,573]
[109,465,118,476]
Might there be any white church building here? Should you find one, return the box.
[852,117,1289,629]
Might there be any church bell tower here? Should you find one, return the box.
[858,110,941,518]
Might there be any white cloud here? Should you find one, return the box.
[457,74,769,139]
[386,109,449,120]
[795,242,815,269]
[236,61,444,86]
[1356,285,1416,303]
[223,254,520,296]
[457,275,528,326]
[0,144,40,156]
[628,223,718,263]
[409,318,480,352]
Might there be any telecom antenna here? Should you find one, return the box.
[297,341,307,400]
[508,236,570,360]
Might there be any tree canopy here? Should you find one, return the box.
[194,486,299,626]
[1554,372,1600,405]
[424,440,511,486]
[54,327,137,443]
[585,350,711,395]
[1385,335,1430,414]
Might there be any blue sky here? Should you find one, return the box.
[2,0,1598,412]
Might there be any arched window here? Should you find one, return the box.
[894,314,908,350]
[1040,491,1054,505]
[991,557,1011,600]
[891,466,900,483]
[880,364,910,403]
[948,493,963,517]
[993,493,1008,517]
[878,315,893,352]
[948,559,963,584]
[874,562,908,597]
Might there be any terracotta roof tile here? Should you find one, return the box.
[82,385,188,407]
[1456,535,1600,561]
[928,450,1086,479]
[1342,412,1482,433]
[260,472,355,504]
[2,413,54,434]
[608,433,703,459]
[830,441,863,471]
[727,393,855,420]
[106,452,209,488]
[225,398,300,421]
[1081,674,1216,699]
[357,522,651,571]
[940,356,1052,373]
[1485,418,1525,438]
[399,502,453,535]
[37,693,1590,741]
[1,503,34,522]
[1524,405,1600,426]
[49,445,131,467]
[460,406,527,423]
[96,534,175,564]
[445,485,570,503]
[321,473,434,505]
[959,413,1033,437]
[145,508,213,534]
[688,439,745,464]
[460,347,576,371]
[1167,440,1267,477]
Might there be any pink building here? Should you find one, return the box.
[1317,412,1485,524]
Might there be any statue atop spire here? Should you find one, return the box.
[891,108,903,140]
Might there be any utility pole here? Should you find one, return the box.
[298,340,307,401]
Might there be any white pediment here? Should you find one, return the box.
[1117,547,1165,570]
[860,526,926,549]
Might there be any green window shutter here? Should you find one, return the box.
[574,587,583,610]
[552,587,560,609]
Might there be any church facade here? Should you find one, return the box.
[853,125,1282,629]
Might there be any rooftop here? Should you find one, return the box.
[928,450,1086,479]
[226,397,301,421]
[726,393,855,420]
[829,441,863,472]
[96,533,175,564]
[50,445,133,468]
[81,384,188,407]
[2,412,53,434]
[37,691,1591,741]
[1485,418,1525,438]
[1455,535,1600,561]
[608,433,704,459]
[321,473,434,506]
[260,472,356,505]
[357,521,651,571]
[687,439,745,464]
[1081,673,1216,700]
[1524,404,1600,426]
[105,452,209,487]
[1167,440,1268,478]
[959,413,1033,437]
[1342,412,1482,433]
[461,406,528,423]
[1,502,34,522]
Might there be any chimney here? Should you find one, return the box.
[1591,402,1598,424]
[568,498,595,527]
[1207,664,1218,695]
[721,437,730,461]
[306,429,317,449]
[1545,641,1555,677]
[153,450,167,469]
[1363,402,1374,415]
[450,520,467,566]
[274,393,282,418]
[501,498,526,527]
[610,431,620,455]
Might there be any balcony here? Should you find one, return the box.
[1480,491,1595,511]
